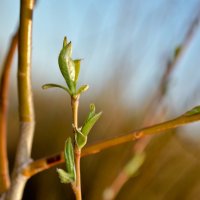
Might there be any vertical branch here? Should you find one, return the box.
[0,32,18,193]
[71,96,82,200]
[4,0,35,199]
[16,0,35,166]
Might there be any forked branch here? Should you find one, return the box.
[23,108,200,177]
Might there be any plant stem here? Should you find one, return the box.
[74,146,82,200]
[23,111,200,177]
[4,0,35,199]
[0,31,18,193]
[82,113,200,156]
[71,96,82,200]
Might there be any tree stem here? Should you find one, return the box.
[71,96,82,200]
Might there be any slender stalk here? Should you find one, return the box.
[74,147,82,200]
[23,111,200,177]
[71,95,82,200]
[4,0,35,199]
[0,32,18,193]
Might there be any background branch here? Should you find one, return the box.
[0,31,18,194]
[102,13,200,200]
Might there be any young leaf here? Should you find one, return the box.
[74,59,81,83]
[124,152,145,177]
[184,105,200,116]
[76,84,89,95]
[75,128,87,149]
[174,45,182,59]
[57,168,74,184]
[64,138,76,181]
[81,104,102,137]
[63,36,68,48]
[58,38,76,94]
[87,104,96,120]
[42,83,71,95]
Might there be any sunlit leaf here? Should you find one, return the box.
[81,104,102,137]
[184,105,200,116]
[58,38,76,94]
[124,152,145,177]
[74,59,81,83]
[75,128,87,149]
[63,36,68,48]
[76,85,89,95]
[42,83,71,95]
[174,45,182,59]
[56,168,74,184]
[87,104,96,120]
[64,138,76,181]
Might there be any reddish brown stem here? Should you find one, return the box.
[71,96,82,200]
[0,31,18,193]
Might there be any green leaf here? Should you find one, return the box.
[87,104,96,120]
[63,36,68,48]
[57,168,74,184]
[184,106,200,116]
[76,84,89,95]
[75,128,87,149]
[58,38,76,94]
[64,138,76,181]
[42,83,71,95]
[174,45,182,59]
[81,104,102,137]
[124,152,145,177]
[74,59,81,83]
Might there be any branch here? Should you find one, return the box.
[71,96,82,200]
[0,32,18,193]
[23,109,200,177]
[102,14,200,199]
[4,0,35,199]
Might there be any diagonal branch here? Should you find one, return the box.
[0,31,18,194]
[23,110,200,177]
[102,13,200,199]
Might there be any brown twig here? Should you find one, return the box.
[102,14,200,200]
[0,32,18,193]
[23,111,200,178]
[71,95,82,200]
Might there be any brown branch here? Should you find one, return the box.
[0,32,18,193]
[102,14,200,199]
[23,111,200,177]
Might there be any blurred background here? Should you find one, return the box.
[1,0,200,199]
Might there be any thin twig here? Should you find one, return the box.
[4,0,35,199]
[71,95,82,200]
[0,31,18,193]
[23,111,200,177]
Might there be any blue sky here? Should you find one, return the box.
[1,0,200,122]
